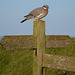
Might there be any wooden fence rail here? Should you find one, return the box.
[0,20,75,75]
[43,54,75,72]
[1,35,71,50]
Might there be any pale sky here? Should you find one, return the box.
[0,0,75,40]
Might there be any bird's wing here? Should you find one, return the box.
[29,8,43,18]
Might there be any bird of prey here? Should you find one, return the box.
[21,5,49,23]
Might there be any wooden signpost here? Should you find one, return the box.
[1,20,75,75]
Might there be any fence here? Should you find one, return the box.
[1,20,75,75]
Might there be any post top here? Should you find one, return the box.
[34,20,45,22]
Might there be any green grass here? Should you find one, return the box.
[0,38,75,75]
[0,45,33,75]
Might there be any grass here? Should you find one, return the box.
[0,38,75,75]
[0,45,33,75]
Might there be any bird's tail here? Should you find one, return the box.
[21,14,33,23]
[21,19,27,23]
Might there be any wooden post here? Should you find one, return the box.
[33,20,45,75]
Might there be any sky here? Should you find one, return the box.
[0,0,75,40]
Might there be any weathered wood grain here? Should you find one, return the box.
[1,35,36,50]
[33,20,45,75]
[43,54,75,72]
[1,35,71,50]
[46,35,71,48]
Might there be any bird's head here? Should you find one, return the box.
[42,5,49,9]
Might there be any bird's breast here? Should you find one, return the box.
[34,9,48,19]
[42,9,48,17]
